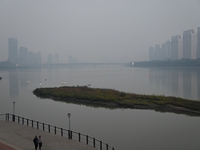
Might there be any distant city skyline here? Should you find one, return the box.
[7,38,42,66]
[6,37,78,66]
[1,1,200,63]
[149,27,200,61]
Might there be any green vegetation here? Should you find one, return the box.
[33,86,200,116]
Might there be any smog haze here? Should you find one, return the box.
[0,0,200,63]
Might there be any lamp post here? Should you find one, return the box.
[39,82,42,88]
[12,102,15,122]
[68,113,71,139]
[68,113,71,130]
[13,102,15,115]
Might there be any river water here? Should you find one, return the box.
[0,65,200,150]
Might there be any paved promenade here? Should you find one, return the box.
[0,121,98,150]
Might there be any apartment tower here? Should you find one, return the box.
[182,29,196,59]
[8,38,18,64]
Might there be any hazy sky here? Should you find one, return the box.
[0,0,200,63]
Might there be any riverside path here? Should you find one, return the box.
[0,121,98,150]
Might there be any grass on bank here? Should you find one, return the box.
[33,86,200,112]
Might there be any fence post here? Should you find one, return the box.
[86,135,88,144]
[18,116,20,123]
[61,128,63,136]
[43,123,44,131]
[78,133,80,142]
[22,118,24,124]
[32,120,33,127]
[6,113,8,121]
[68,130,71,139]
[93,138,95,147]
[48,125,50,132]
[100,141,102,150]
[112,147,115,150]
[68,130,72,139]
[54,126,56,134]
[106,144,108,150]
[27,119,29,126]
[37,122,39,129]
[12,115,15,122]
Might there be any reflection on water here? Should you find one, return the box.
[9,70,19,101]
[6,67,200,103]
[149,68,200,100]
[1,66,200,150]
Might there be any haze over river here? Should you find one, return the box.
[0,65,200,150]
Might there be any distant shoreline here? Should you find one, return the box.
[127,59,200,68]
[33,86,200,117]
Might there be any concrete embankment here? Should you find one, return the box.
[0,121,98,150]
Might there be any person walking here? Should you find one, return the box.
[38,135,43,150]
[33,136,38,150]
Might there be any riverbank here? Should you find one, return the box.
[0,121,98,150]
[33,86,200,116]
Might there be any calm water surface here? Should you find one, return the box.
[0,65,200,150]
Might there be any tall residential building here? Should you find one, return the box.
[36,52,41,65]
[196,27,200,59]
[155,44,161,60]
[149,46,154,61]
[19,46,28,65]
[164,40,171,60]
[8,38,18,64]
[171,35,181,60]
[161,40,171,60]
[28,51,34,65]
[182,29,196,59]
[47,54,53,64]
[54,54,59,64]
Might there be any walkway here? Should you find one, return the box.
[0,121,98,150]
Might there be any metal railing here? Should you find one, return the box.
[0,113,115,150]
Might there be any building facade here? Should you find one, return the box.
[8,38,18,64]
[171,35,181,60]
[149,46,154,61]
[149,27,200,61]
[19,46,28,65]
[182,29,195,59]
[196,27,200,59]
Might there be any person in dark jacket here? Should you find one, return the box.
[33,136,38,150]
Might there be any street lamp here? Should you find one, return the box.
[68,113,71,130]
[39,82,42,88]
[12,102,16,122]
[68,113,71,139]
[13,102,15,115]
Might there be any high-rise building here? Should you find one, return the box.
[161,40,171,60]
[54,54,59,64]
[164,40,171,60]
[171,35,181,60]
[8,38,18,64]
[19,46,28,65]
[182,29,196,59]
[149,46,154,61]
[47,54,53,64]
[36,52,41,65]
[196,27,200,59]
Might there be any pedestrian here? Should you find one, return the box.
[33,136,38,150]
[38,135,43,150]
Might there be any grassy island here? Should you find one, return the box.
[33,86,200,116]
